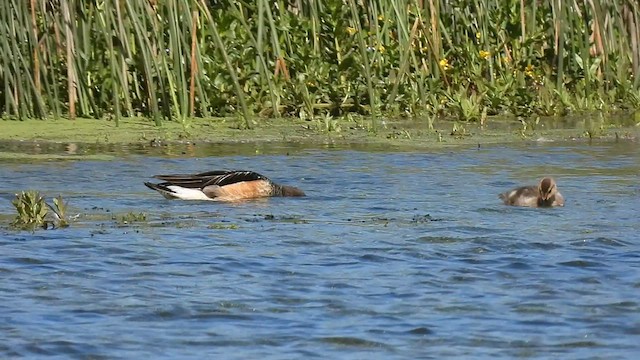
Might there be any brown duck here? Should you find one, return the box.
[145,170,305,202]
[499,177,565,207]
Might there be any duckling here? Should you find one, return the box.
[499,177,564,207]
[145,170,305,202]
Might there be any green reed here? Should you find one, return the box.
[0,0,638,124]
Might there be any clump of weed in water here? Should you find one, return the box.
[12,191,48,230]
[47,195,70,228]
[450,122,469,138]
[321,114,341,133]
[207,223,239,230]
[11,192,70,230]
[115,212,147,225]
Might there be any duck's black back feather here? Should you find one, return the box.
[153,170,268,189]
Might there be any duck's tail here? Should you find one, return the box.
[144,182,178,199]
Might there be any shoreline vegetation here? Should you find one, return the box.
[1,0,639,130]
[1,114,638,147]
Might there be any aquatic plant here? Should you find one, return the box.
[208,223,239,230]
[115,212,147,225]
[0,0,638,123]
[314,114,342,133]
[47,195,70,228]
[11,192,71,230]
[11,191,49,230]
[449,90,484,122]
[450,122,469,138]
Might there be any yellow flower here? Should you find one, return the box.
[378,15,384,21]
[479,50,490,60]
[347,27,357,36]
[476,32,482,40]
[377,44,386,53]
[524,64,535,78]
[439,58,452,71]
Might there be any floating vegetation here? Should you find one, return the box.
[115,212,148,225]
[450,123,470,138]
[207,223,239,230]
[411,214,443,223]
[244,214,309,224]
[11,191,70,230]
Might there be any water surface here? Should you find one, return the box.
[1,140,639,359]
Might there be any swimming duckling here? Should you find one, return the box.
[499,177,564,207]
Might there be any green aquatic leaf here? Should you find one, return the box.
[11,191,49,230]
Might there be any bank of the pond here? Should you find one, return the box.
[1,114,638,150]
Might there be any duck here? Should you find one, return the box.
[144,170,305,202]
[499,177,565,207]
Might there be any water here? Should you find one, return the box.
[0,140,639,359]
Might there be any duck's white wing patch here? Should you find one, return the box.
[167,185,215,201]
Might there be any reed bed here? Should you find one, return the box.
[1,0,639,125]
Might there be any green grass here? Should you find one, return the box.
[0,115,637,153]
[1,0,639,125]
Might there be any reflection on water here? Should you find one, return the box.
[0,138,639,359]
[0,139,403,160]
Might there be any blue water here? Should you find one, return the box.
[0,140,639,359]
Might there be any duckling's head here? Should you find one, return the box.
[538,177,557,201]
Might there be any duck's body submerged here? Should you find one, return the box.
[499,177,565,208]
[145,170,305,202]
